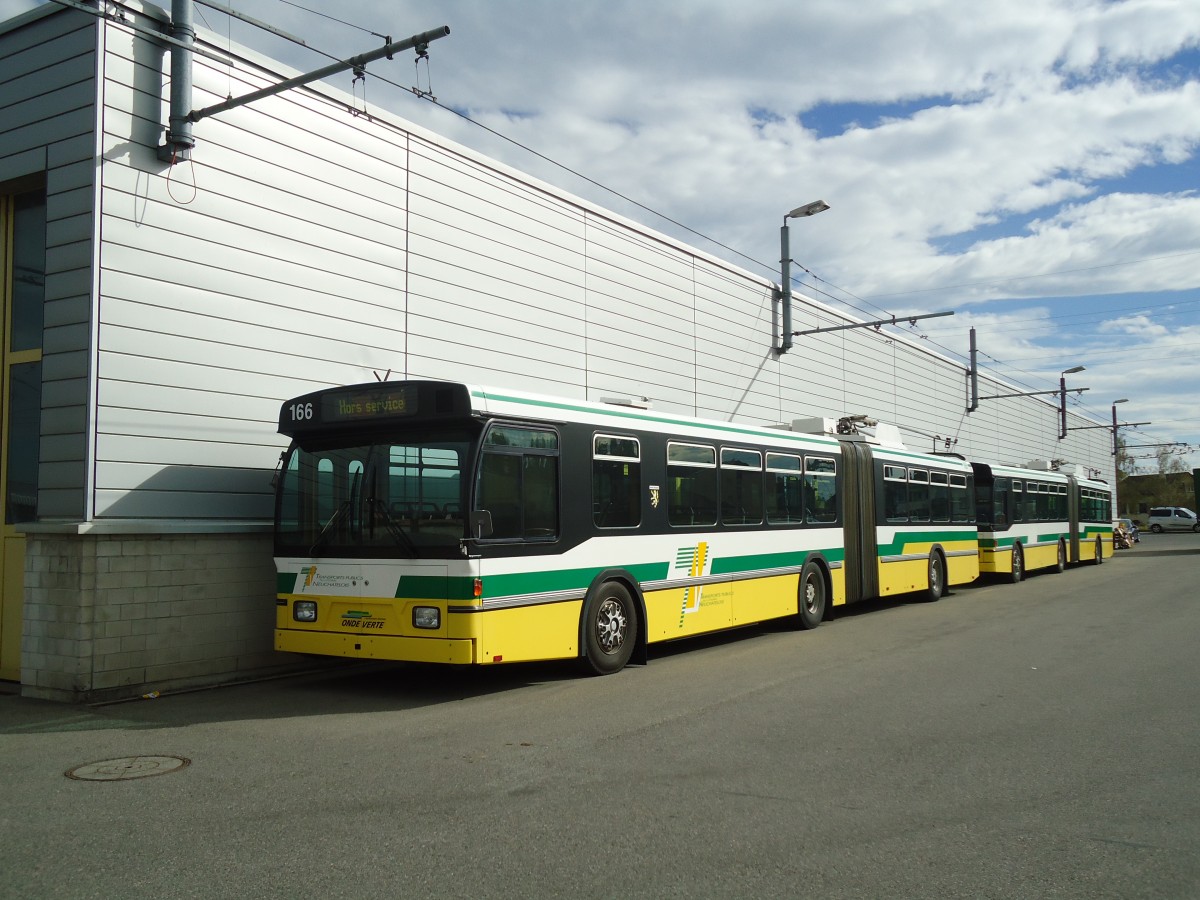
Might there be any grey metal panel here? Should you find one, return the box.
[96,462,274,493]
[98,352,323,404]
[39,434,86,464]
[40,349,90,382]
[47,132,95,169]
[44,240,92,276]
[42,321,90,355]
[94,432,279,469]
[42,268,91,302]
[46,211,92,249]
[3,104,94,153]
[39,377,88,409]
[0,13,93,62]
[94,489,272,519]
[96,379,281,427]
[45,184,95,225]
[0,146,47,182]
[37,489,86,519]
[41,405,87,435]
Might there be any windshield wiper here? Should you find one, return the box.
[369,498,419,556]
[309,500,351,556]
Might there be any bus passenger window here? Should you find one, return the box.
[930,471,950,523]
[593,435,641,528]
[949,474,972,522]
[884,465,908,522]
[766,453,803,525]
[667,442,717,527]
[720,448,763,525]
[804,457,837,524]
[909,469,930,522]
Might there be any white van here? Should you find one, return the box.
[1146,507,1200,533]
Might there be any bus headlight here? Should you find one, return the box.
[412,607,440,629]
[293,600,318,622]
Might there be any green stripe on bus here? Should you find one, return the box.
[395,575,478,601]
[277,572,299,593]
[479,561,670,600]
[710,547,844,576]
[876,529,977,554]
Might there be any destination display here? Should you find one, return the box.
[320,386,417,423]
[278,381,475,434]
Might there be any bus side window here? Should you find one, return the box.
[476,425,560,541]
[804,456,837,524]
[884,465,908,522]
[593,435,641,528]
[766,453,803,525]
[667,442,717,527]
[720,447,763,526]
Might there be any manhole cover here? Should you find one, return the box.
[66,755,190,781]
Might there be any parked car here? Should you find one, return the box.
[1146,507,1200,533]
[1117,518,1139,544]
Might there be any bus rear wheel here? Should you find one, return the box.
[924,552,945,602]
[581,582,638,675]
[1093,536,1104,565]
[795,561,826,630]
[1054,540,1066,573]
[1009,544,1024,584]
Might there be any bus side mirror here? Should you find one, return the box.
[469,510,493,539]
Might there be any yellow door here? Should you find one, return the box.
[0,188,46,682]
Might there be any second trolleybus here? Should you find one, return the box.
[972,461,1113,581]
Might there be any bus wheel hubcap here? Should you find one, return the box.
[597,599,627,654]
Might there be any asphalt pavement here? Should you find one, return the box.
[2,532,1198,899]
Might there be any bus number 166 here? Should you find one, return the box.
[289,402,314,422]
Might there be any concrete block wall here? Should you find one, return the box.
[22,531,295,701]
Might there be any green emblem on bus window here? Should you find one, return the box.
[342,610,371,619]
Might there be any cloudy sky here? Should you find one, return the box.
[6,0,1200,473]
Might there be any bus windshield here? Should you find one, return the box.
[275,431,471,558]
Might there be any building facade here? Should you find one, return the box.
[0,1,1116,700]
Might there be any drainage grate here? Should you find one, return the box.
[66,755,191,781]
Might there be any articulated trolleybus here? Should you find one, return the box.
[273,380,982,674]
[972,461,1112,581]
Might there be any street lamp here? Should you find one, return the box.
[778,200,830,355]
[1111,398,1128,457]
[1058,365,1086,439]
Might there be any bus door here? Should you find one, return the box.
[839,441,878,603]
[1066,474,1081,562]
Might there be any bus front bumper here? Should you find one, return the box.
[275,629,476,664]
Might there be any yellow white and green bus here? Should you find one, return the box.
[971,461,1113,581]
[273,380,981,674]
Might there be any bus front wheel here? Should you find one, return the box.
[581,582,638,675]
[1093,536,1104,565]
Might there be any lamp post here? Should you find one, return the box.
[778,200,829,355]
[1059,365,1085,439]
[1111,398,1128,457]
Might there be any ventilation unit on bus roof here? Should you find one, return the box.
[601,396,652,410]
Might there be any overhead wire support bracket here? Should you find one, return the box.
[791,310,954,337]
[189,26,450,124]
